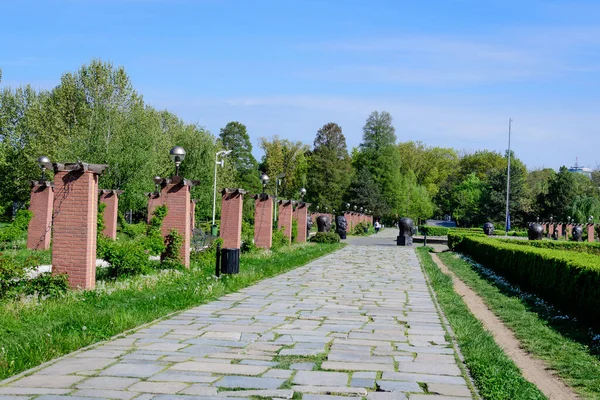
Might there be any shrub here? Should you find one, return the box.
[272,228,289,250]
[241,221,256,253]
[102,240,150,278]
[310,232,340,244]
[0,252,39,299]
[291,219,299,243]
[418,226,449,236]
[497,238,600,256]
[23,272,69,298]
[161,229,184,269]
[352,222,371,235]
[144,205,168,255]
[449,234,600,327]
[0,210,33,247]
[97,202,106,235]
[117,213,147,239]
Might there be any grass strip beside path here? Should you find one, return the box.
[0,242,343,381]
[416,247,545,400]
[438,251,600,399]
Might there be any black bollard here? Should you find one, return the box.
[424,234,427,247]
[215,242,221,278]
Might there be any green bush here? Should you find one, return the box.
[240,220,256,253]
[161,229,184,269]
[352,222,371,235]
[102,240,150,278]
[23,272,69,299]
[418,226,485,236]
[0,210,33,247]
[449,234,600,326]
[497,238,600,256]
[272,228,289,250]
[310,232,340,244]
[143,205,168,255]
[291,219,299,243]
[0,252,39,299]
[97,202,106,235]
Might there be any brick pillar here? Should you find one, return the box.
[278,200,293,244]
[548,223,554,237]
[160,176,197,268]
[220,188,246,249]
[52,162,107,289]
[27,181,54,250]
[147,192,163,223]
[556,224,563,238]
[566,224,573,239]
[254,194,273,249]
[99,189,123,240]
[294,202,309,243]
[543,223,548,235]
[588,224,595,242]
[190,199,197,232]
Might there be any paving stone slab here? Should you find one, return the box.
[99,363,165,378]
[376,380,423,392]
[427,383,472,397]
[293,371,349,386]
[292,386,368,395]
[367,393,408,400]
[216,389,294,398]
[9,375,84,389]
[322,361,395,371]
[303,396,362,400]
[128,381,189,394]
[170,362,268,376]
[76,377,139,390]
[214,376,285,389]
[71,389,137,399]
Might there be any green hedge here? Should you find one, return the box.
[448,233,600,326]
[418,226,484,236]
[497,238,600,256]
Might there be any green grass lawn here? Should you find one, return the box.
[438,251,600,399]
[0,242,343,381]
[416,247,545,400]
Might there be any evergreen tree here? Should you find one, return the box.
[306,122,352,210]
[219,121,260,192]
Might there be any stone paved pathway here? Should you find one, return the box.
[0,229,473,399]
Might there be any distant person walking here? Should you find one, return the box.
[374,220,381,234]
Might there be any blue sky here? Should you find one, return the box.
[2,0,600,170]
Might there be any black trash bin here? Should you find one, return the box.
[220,248,240,274]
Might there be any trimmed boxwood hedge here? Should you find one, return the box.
[448,233,600,326]
[418,226,485,236]
[497,238,600,256]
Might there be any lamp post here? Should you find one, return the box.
[37,156,50,181]
[212,149,232,235]
[260,173,269,194]
[153,176,162,193]
[274,173,285,222]
[169,146,186,177]
[300,187,306,201]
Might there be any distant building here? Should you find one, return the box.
[568,159,592,179]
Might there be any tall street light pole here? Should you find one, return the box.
[212,150,232,235]
[505,118,512,236]
[274,173,285,222]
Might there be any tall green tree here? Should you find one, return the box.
[450,173,485,226]
[543,166,577,220]
[354,111,402,216]
[306,123,352,210]
[219,121,260,192]
[345,167,388,216]
[360,111,397,153]
[258,136,309,199]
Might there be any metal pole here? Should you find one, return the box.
[274,179,278,223]
[212,153,218,226]
[505,118,512,236]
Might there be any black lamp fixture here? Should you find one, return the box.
[169,146,186,176]
[300,187,306,200]
[260,173,269,194]
[153,175,162,192]
[37,156,50,181]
